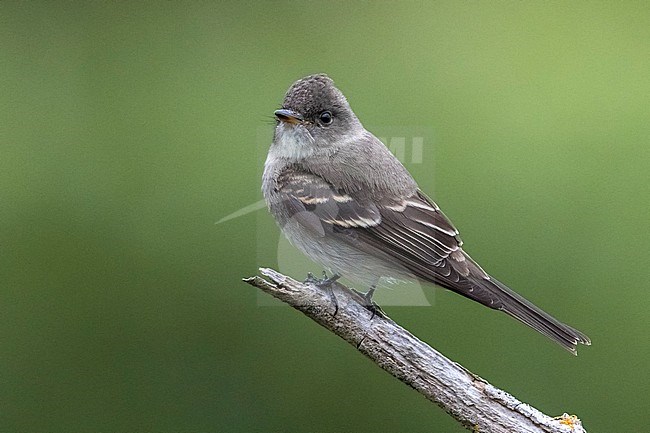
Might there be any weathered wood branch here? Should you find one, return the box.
[244,268,587,433]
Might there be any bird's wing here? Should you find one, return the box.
[276,169,382,234]
[276,168,591,353]
[276,168,488,294]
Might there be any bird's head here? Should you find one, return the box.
[271,74,363,162]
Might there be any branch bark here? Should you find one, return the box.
[244,268,587,433]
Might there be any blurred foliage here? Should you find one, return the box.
[1,1,649,432]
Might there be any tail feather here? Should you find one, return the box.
[478,277,591,354]
[365,241,592,353]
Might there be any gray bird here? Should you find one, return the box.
[262,73,591,354]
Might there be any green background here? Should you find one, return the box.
[2,2,649,432]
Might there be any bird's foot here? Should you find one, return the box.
[350,286,385,319]
[304,271,340,287]
[304,271,341,315]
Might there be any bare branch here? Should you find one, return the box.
[244,268,587,433]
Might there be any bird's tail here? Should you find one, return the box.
[371,241,591,353]
[477,276,591,354]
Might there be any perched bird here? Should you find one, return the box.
[262,74,591,354]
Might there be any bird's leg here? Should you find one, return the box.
[304,271,341,316]
[351,285,385,319]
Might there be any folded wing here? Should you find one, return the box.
[276,168,590,353]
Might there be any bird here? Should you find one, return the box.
[262,73,591,354]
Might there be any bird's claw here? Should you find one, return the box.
[304,271,341,315]
[304,271,340,287]
[350,287,385,319]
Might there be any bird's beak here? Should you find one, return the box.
[274,109,304,125]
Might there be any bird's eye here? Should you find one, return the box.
[318,111,333,125]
